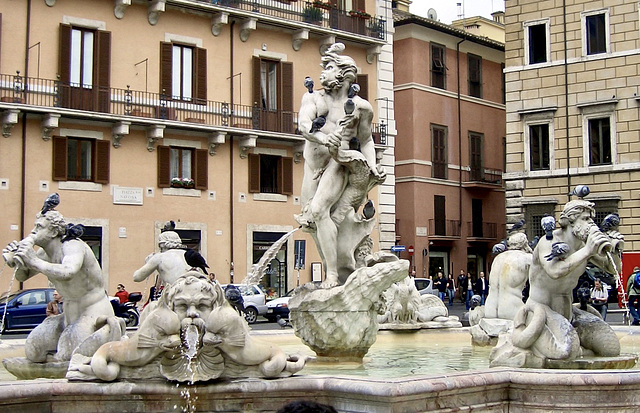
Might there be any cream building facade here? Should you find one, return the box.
[504,0,640,271]
[0,0,396,298]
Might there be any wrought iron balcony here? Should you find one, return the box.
[0,73,299,135]
[197,0,386,40]
[462,168,503,189]
[428,219,461,238]
[466,221,498,240]
[0,72,386,141]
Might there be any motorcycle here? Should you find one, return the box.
[110,292,141,327]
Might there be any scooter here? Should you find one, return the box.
[110,292,141,327]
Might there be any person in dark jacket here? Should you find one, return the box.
[457,270,467,304]
[434,272,447,302]
[474,271,489,305]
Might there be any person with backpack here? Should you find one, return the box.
[626,266,640,325]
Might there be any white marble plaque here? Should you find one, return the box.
[113,187,143,205]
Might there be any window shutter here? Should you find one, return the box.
[280,156,293,195]
[194,47,207,104]
[58,24,72,83]
[354,0,366,11]
[157,145,171,188]
[52,136,68,181]
[59,24,72,108]
[248,153,260,193]
[252,56,261,108]
[95,30,111,113]
[356,74,368,102]
[281,61,294,133]
[160,42,173,98]
[94,140,110,184]
[194,148,208,190]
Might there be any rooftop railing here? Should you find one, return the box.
[196,0,386,40]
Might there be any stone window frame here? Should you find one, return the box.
[522,110,555,174]
[578,101,617,170]
[523,18,550,66]
[581,8,610,57]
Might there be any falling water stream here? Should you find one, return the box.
[175,324,199,413]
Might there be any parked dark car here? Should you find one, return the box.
[0,288,56,333]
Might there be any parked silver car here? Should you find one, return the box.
[413,278,435,295]
[220,284,268,324]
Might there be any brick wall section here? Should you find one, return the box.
[504,0,640,252]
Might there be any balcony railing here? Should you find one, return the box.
[462,168,503,187]
[0,72,386,140]
[196,0,386,40]
[466,221,498,240]
[0,73,300,135]
[428,219,461,238]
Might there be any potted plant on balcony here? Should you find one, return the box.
[304,6,324,24]
[349,10,371,19]
[312,0,331,10]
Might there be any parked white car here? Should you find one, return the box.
[413,278,435,295]
[221,284,268,324]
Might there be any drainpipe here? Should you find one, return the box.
[563,0,571,198]
[457,37,466,239]
[19,0,32,290]
[229,21,235,283]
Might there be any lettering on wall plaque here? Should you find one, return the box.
[113,187,144,205]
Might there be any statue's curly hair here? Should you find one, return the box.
[37,210,67,237]
[558,200,595,228]
[321,43,357,88]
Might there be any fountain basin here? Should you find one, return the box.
[0,327,638,412]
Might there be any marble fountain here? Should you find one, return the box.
[2,44,640,412]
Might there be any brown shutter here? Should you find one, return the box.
[59,24,72,83]
[160,42,173,98]
[59,24,72,108]
[252,56,261,108]
[52,136,68,181]
[280,61,294,133]
[356,74,368,102]
[194,47,207,105]
[157,145,171,188]
[248,153,260,193]
[95,30,111,113]
[94,140,110,184]
[280,156,293,195]
[194,148,208,190]
[354,0,366,11]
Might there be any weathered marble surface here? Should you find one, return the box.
[377,277,462,330]
[3,368,640,412]
[67,271,307,382]
[289,254,409,360]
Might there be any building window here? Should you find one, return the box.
[431,125,447,179]
[588,117,611,166]
[52,136,110,183]
[469,132,484,180]
[157,145,208,189]
[468,54,482,98]
[248,153,293,195]
[585,12,607,55]
[525,20,549,65]
[431,43,446,89]
[525,203,556,240]
[529,124,550,170]
[252,57,294,134]
[593,199,618,227]
[58,24,111,112]
[160,42,207,104]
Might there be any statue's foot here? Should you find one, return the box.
[321,279,339,288]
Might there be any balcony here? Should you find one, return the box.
[428,219,461,239]
[0,72,386,144]
[466,221,498,241]
[461,168,503,190]
[196,0,386,41]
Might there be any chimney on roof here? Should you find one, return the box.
[491,11,505,24]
